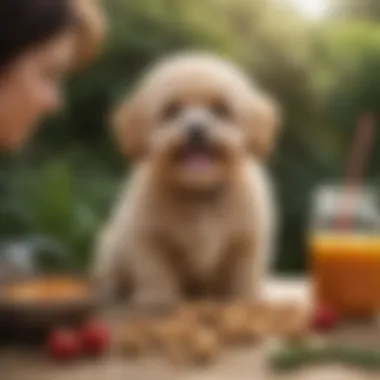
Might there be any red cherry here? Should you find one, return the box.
[47,328,81,361]
[80,320,110,356]
[312,305,339,332]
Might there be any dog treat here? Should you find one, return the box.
[247,301,275,334]
[116,299,313,367]
[150,315,192,350]
[177,300,223,328]
[196,300,223,326]
[175,303,201,326]
[249,300,274,314]
[119,317,151,357]
[244,315,271,343]
[120,324,149,357]
[164,338,189,365]
[186,326,220,365]
[270,302,308,334]
[278,314,310,344]
[217,304,252,344]
[272,302,302,320]
[153,313,200,365]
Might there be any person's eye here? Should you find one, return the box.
[210,100,232,120]
[161,101,183,121]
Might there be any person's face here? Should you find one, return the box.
[0,30,75,150]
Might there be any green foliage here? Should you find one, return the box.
[332,0,380,21]
[0,154,119,271]
[314,22,380,176]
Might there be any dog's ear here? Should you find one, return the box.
[247,93,281,159]
[112,95,148,160]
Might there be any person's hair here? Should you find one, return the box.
[0,0,76,70]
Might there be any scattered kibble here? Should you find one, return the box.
[245,316,271,343]
[217,304,252,344]
[120,324,149,357]
[45,300,331,369]
[116,299,311,367]
[196,300,223,326]
[277,308,311,344]
[186,326,220,365]
[150,317,190,349]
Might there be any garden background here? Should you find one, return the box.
[1,0,379,274]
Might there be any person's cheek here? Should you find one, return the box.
[48,85,63,113]
[10,79,63,149]
[8,80,49,148]
[0,81,35,149]
[39,78,63,115]
[11,96,40,148]
[22,74,60,127]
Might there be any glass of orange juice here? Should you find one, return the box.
[310,185,380,318]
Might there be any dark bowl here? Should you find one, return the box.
[0,275,100,337]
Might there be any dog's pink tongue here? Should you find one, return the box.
[184,152,213,171]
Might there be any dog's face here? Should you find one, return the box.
[114,54,280,192]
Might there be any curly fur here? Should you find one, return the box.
[93,52,281,310]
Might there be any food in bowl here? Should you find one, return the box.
[1,276,91,304]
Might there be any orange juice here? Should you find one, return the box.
[311,234,380,317]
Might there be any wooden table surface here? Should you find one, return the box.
[2,278,380,380]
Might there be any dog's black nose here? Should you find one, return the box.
[187,124,206,147]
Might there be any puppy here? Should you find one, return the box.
[93,53,280,309]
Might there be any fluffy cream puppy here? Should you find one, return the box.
[94,53,280,309]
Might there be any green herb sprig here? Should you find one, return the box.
[270,344,380,372]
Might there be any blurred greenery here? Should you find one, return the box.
[1,0,379,274]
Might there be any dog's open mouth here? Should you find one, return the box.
[173,146,219,172]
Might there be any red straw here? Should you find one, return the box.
[337,113,376,232]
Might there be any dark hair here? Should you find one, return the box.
[0,0,76,69]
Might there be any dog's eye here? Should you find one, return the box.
[161,101,182,121]
[210,101,231,120]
